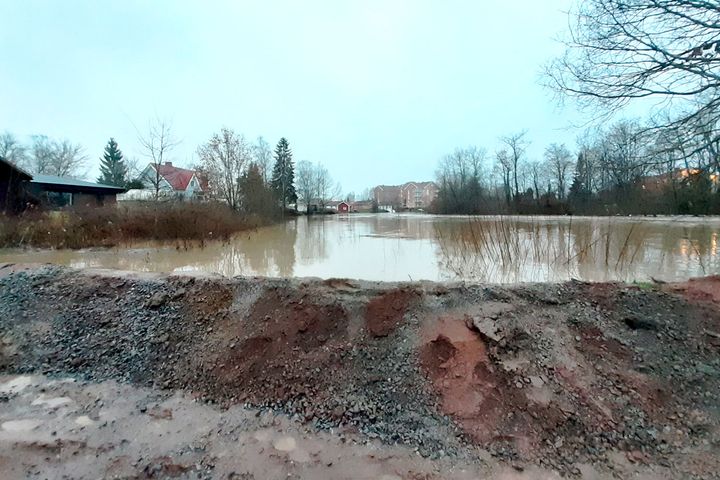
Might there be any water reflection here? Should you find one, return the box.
[1,214,718,283]
[201,220,298,277]
[434,216,720,282]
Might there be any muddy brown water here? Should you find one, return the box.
[1,214,719,283]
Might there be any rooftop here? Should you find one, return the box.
[31,174,126,192]
[0,157,33,181]
[154,163,206,191]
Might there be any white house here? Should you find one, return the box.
[137,162,207,199]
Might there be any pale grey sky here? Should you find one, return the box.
[1,0,584,193]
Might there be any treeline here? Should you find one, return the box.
[434,0,720,217]
[0,132,88,179]
[196,129,298,218]
[433,118,720,216]
[0,130,143,189]
[295,160,341,213]
[1,123,342,217]
[196,127,341,217]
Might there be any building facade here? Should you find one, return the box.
[373,181,438,211]
[138,162,207,199]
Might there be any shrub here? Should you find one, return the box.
[0,201,272,249]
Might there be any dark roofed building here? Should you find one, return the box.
[28,174,126,208]
[1,158,125,212]
[1,157,33,214]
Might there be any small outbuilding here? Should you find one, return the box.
[0,158,125,212]
[337,201,350,213]
[29,175,126,208]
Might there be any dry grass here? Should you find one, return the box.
[0,202,273,249]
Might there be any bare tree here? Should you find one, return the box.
[575,132,602,194]
[315,163,340,209]
[360,188,373,201]
[52,139,87,177]
[435,147,486,213]
[675,106,720,173]
[125,156,143,181]
[295,160,317,213]
[138,118,180,201]
[252,136,273,183]
[500,131,529,201]
[544,143,574,200]
[197,127,251,210]
[0,132,27,168]
[547,0,720,149]
[28,135,86,177]
[527,159,546,203]
[29,136,53,174]
[602,120,647,189]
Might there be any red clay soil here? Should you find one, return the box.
[2,267,720,478]
[670,275,720,304]
[419,315,563,456]
[208,288,350,404]
[365,288,418,337]
[416,281,720,472]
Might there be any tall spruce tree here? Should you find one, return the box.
[239,162,275,217]
[97,138,128,186]
[270,137,297,212]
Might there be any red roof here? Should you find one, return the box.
[155,163,202,191]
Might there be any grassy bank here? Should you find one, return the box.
[0,202,275,249]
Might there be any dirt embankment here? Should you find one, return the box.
[1,265,719,479]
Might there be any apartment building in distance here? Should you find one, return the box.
[373,181,438,211]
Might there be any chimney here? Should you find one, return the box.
[164,161,173,167]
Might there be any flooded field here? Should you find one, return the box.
[1,214,719,283]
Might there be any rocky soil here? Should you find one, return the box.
[0,264,719,479]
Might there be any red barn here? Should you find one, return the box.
[338,201,350,213]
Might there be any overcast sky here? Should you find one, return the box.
[1,0,585,193]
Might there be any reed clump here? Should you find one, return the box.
[434,216,650,281]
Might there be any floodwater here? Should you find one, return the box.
[1,214,719,283]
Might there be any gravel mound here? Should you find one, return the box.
[1,265,719,478]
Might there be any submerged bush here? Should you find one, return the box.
[0,201,274,249]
